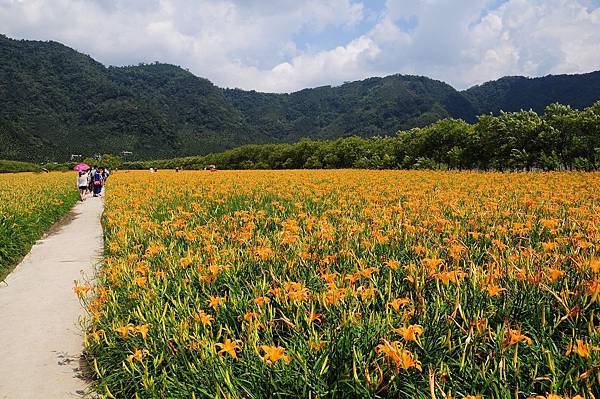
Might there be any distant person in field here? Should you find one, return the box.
[92,167,103,197]
[77,170,89,201]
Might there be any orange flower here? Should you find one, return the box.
[254,246,273,261]
[127,348,146,363]
[145,244,162,256]
[590,258,600,273]
[308,339,325,351]
[357,286,377,301]
[448,244,465,260]
[324,284,346,305]
[542,241,558,252]
[260,345,291,364]
[565,339,599,358]
[434,270,466,284]
[243,311,258,322]
[389,298,411,312]
[254,296,271,306]
[135,324,149,340]
[134,276,146,287]
[422,258,443,274]
[89,329,105,343]
[394,324,424,342]
[114,324,134,339]
[375,339,422,371]
[385,259,400,270]
[215,338,241,359]
[178,255,193,268]
[547,268,565,282]
[484,284,506,297]
[193,310,214,327]
[506,328,532,346]
[360,267,379,278]
[207,296,226,309]
[73,283,92,296]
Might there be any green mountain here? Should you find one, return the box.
[0,35,599,162]
[464,73,600,115]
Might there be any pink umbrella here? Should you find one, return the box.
[73,163,90,171]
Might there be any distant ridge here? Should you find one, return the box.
[0,34,599,162]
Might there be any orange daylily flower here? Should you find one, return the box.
[385,259,400,270]
[484,284,506,297]
[389,298,411,312]
[243,311,258,322]
[216,338,241,359]
[254,296,271,306]
[506,328,533,346]
[114,324,134,339]
[73,283,92,296]
[375,339,422,371]
[565,339,600,358]
[394,324,424,342]
[194,310,214,326]
[135,324,149,340]
[260,345,291,364]
[127,348,147,363]
[207,296,226,309]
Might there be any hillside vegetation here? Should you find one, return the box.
[127,101,600,172]
[1,35,599,162]
[0,159,41,173]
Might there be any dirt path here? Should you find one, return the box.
[0,197,103,399]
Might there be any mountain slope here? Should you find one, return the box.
[0,35,599,162]
[463,72,600,115]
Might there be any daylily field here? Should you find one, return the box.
[78,170,600,398]
[0,172,78,280]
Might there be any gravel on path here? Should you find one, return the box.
[0,197,103,399]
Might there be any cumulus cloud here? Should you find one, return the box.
[0,0,598,91]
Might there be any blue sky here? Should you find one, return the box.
[0,0,599,92]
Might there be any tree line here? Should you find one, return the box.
[126,102,600,171]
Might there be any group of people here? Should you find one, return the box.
[77,166,110,201]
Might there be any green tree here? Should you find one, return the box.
[99,154,124,169]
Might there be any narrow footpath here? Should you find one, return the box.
[0,197,103,399]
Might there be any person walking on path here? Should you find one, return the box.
[92,168,103,197]
[77,171,89,201]
[88,166,97,193]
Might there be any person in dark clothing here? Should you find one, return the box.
[93,167,103,197]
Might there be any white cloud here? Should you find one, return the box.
[266,35,381,91]
[0,0,598,91]
[459,0,600,86]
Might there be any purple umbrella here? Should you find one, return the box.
[73,163,90,171]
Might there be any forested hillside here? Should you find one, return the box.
[464,73,600,114]
[1,35,599,162]
[127,101,600,172]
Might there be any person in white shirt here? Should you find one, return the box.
[77,171,89,201]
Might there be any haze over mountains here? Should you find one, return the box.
[1,35,599,162]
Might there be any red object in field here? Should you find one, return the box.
[73,163,90,171]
